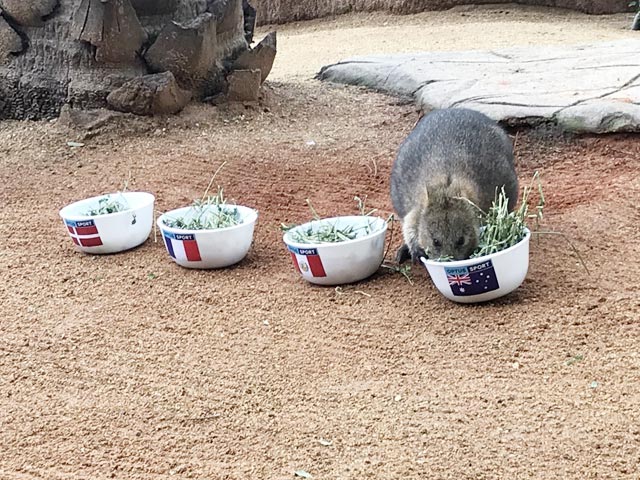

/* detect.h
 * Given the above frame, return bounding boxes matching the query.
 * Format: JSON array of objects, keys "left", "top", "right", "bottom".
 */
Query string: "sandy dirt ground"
[{"left": 2, "top": 6, "right": 640, "bottom": 480}]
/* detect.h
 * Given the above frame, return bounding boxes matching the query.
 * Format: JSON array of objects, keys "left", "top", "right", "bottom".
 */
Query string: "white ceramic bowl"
[
  {"left": 59, "top": 192, "right": 155, "bottom": 254},
  {"left": 283, "top": 215, "right": 388, "bottom": 286},
  {"left": 420, "top": 229, "right": 531, "bottom": 303},
  {"left": 157, "top": 204, "right": 258, "bottom": 269}
]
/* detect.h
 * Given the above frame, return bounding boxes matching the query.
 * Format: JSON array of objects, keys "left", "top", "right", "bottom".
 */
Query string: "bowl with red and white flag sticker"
[
  {"left": 157, "top": 203, "right": 258, "bottom": 269},
  {"left": 283, "top": 215, "right": 388, "bottom": 286},
  {"left": 59, "top": 192, "right": 155, "bottom": 254}
]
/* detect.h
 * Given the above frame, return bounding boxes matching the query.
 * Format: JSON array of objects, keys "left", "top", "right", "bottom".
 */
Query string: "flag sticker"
[
  {"left": 445, "top": 260, "right": 499, "bottom": 296},
  {"left": 65, "top": 219, "right": 103, "bottom": 247},
  {"left": 163, "top": 231, "right": 202, "bottom": 262},
  {"left": 288, "top": 246, "right": 326, "bottom": 278}
]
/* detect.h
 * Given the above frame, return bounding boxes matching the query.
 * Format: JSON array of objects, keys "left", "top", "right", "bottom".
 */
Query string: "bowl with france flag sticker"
[
  {"left": 157, "top": 203, "right": 258, "bottom": 269},
  {"left": 419, "top": 228, "right": 531, "bottom": 303},
  {"left": 59, "top": 191, "right": 155, "bottom": 254},
  {"left": 283, "top": 215, "right": 388, "bottom": 286}
]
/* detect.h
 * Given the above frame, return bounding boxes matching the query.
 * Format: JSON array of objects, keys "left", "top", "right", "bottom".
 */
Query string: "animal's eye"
[
  {"left": 456, "top": 236, "right": 465, "bottom": 247},
  {"left": 433, "top": 239, "right": 442, "bottom": 248}
]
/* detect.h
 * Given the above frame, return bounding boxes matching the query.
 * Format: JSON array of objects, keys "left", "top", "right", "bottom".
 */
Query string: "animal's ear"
[
  {"left": 425, "top": 183, "right": 450, "bottom": 208},
  {"left": 447, "top": 178, "right": 477, "bottom": 202},
  {"left": 423, "top": 187, "right": 430, "bottom": 207}
]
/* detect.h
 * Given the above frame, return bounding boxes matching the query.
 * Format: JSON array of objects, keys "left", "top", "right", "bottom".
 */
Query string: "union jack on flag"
[
  {"left": 447, "top": 273, "right": 472, "bottom": 286},
  {"left": 65, "top": 219, "right": 103, "bottom": 247}
]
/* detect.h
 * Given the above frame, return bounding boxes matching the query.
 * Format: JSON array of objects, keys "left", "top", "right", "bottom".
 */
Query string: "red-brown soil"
[{"left": 1, "top": 14, "right": 640, "bottom": 479}]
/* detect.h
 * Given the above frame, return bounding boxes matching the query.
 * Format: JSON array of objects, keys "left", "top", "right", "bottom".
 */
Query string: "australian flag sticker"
[{"left": 445, "top": 260, "right": 499, "bottom": 296}]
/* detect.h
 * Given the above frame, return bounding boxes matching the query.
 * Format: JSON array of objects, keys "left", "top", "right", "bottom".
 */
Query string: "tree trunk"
[
  {"left": 0, "top": 0, "right": 255, "bottom": 119},
  {"left": 632, "top": 11, "right": 640, "bottom": 30}
]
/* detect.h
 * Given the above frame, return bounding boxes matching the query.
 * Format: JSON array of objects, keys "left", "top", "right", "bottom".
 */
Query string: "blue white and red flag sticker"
[
  {"left": 445, "top": 260, "right": 499, "bottom": 296},
  {"left": 65, "top": 219, "right": 103, "bottom": 247},
  {"left": 288, "top": 246, "right": 326, "bottom": 278},
  {"left": 163, "top": 231, "right": 202, "bottom": 262}
]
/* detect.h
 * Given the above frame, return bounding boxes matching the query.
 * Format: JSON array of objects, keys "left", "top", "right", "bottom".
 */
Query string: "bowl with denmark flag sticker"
[
  {"left": 283, "top": 215, "right": 388, "bottom": 286},
  {"left": 59, "top": 192, "right": 155, "bottom": 254},
  {"left": 157, "top": 204, "right": 258, "bottom": 269}
]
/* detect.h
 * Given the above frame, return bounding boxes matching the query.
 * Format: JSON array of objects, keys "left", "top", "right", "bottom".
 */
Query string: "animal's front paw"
[
  {"left": 395, "top": 244, "right": 412, "bottom": 264},
  {"left": 410, "top": 246, "right": 428, "bottom": 264},
  {"left": 397, "top": 243, "right": 427, "bottom": 264}
]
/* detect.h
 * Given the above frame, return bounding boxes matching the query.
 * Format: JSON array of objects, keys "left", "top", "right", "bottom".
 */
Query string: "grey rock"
[
  {"left": 318, "top": 39, "right": 640, "bottom": 133},
  {"left": 0, "top": 15, "right": 22, "bottom": 61},
  {"left": 211, "top": 0, "right": 242, "bottom": 35},
  {"left": 106, "top": 71, "right": 192, "bottom": 115},
  {"left": 58, "top": 104, "right": 124, "bottom": 130},
  {"left": 144, "top": 12, "right": 218, "bottom": 89},
  {"left": 233, "top": 31, "right": 276, "bottom": 84},
  {"left": 0, "top": 0, "right": 58, "bottom": 26},
  {"left": 243, "top": 0, "right": 256, "bottom": 43},
  {"left": 248, "top": 0, "right": 630, "bottom": 25},
  {"left": 130, "top": 0, "right": 177, "bottom": 16},
  {"left": 227, "top": 68, "right": 260, "bottom": 101},
  {"left": 556, "top": 102, "right": 640, "bottom": 133},
  {"left": 71, "top": 0, "right": 147, "bottom": 64},
  {"left": 0, "top": 0, "right": 249, "bottom": 120}
]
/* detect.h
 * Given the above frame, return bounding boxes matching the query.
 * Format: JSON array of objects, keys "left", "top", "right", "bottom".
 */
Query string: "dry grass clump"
[
  {"left": 283, "top": 196, "right": 383, "bottom": 244},
  {"left": 84, "top": 194, "right": 129, "bottom": 216},
  {"left": 162, "top": 186, "right": 241, "bottom": 230},
  {"left": 471, "top": 172, "right": 544, "bottom": 258}
]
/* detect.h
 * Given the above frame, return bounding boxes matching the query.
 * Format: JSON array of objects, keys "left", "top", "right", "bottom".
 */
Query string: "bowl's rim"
[
  {"left": 283, "top": 215, "right": 388, "bottom": 250},
  {"left": 420, "top": 227, "right": 531, "bottom": 268},
  {"left": 59, "top": 191, "right": 155, "bottom": 220},
  {"left": 157, "top": 203, "right": 258, "bottom": 234}
]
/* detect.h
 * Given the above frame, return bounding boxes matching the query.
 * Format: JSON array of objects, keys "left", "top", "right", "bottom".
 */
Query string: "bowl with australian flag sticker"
[
  {"left": 420, "top": 228, "right": 531, "bottom": 303},
  {"left": 59, "top": 192, "right": 155, "bottom": 254}
]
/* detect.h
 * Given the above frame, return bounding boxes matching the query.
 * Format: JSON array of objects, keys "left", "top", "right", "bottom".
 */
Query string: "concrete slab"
[{"left": 317, "top": 40, "right": 640, "bottom": 133}]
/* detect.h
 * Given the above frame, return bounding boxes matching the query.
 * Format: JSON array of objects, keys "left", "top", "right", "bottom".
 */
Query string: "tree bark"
[{"left": 0, "top": 0, "right": 252, "bottom": 119}]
